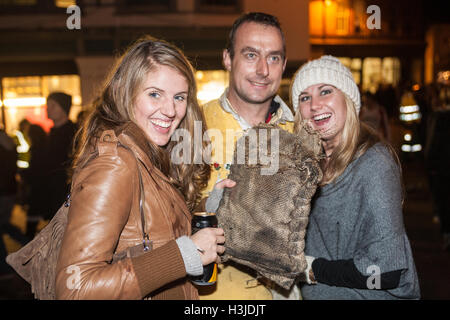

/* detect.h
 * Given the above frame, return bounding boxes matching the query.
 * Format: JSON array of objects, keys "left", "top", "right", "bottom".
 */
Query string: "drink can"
[{"left": 191, "top": 212, "right": 218, "bottom": 286}]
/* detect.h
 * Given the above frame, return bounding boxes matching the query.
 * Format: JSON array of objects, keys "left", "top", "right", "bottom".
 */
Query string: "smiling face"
[
  {"left": 223, "top": 21, "right": 286, "bottom": 106},
  {"left": 298, "top": 84, "right": 347, "bottom": 148},
  {"left": 134, "top": 64, "right": 188, "bottom": 147}
]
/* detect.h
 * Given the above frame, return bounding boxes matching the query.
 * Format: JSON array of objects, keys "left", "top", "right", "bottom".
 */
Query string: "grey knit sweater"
[{"left": 301, "top": 143, "right": 420, "bottom": 299}]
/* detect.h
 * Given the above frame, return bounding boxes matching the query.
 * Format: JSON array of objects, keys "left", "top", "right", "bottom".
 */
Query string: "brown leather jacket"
[{"left": 55, "top": 122, "right": 198, "bottom": 299}]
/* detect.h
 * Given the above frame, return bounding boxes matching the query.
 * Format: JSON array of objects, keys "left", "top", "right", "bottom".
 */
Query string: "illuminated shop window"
[
  {"left": 335, "top": 0, "right": 351, "bottom": 35},
  {"left": 0, "top": 75, "right": 81, "bottom": 135},
  {"left": 0, "top": 0, "right": 81, "bottom": 14},
  {"left": 362, "top": 57, "right": 400, "bottom": 93},
  {"left": 309, "top": 0, "right": 351, "bottom": 36},
  {"left": 382, "top": 58, "right": 401, "bottom": 87},
  {"left": 338, "top": 57, "right": 400, "bottom": 92},
  {"left": 338, "top": 57, "right": 362, "bottom": 85},
  {"left": 0, "top": 0, "right": 70, "bottom": 11},
  {"left": 362, "top": 58, "right": 382, "bottom": 93},
  {"left": 196, "top": 70, "right": 229, "bottom": 105},
  {"left": 309, "top": 0, "right": 325, "bottom": 36},
  {"left": 54, "top": 0, "right": 76, "bottom": 8},
  {"left": 350, "top": 58, "right": 362, "bottom": 85}
]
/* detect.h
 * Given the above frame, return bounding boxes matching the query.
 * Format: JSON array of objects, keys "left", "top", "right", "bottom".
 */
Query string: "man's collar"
[{"left": 219, "top": 88, "right": 294, "bottom": 130}]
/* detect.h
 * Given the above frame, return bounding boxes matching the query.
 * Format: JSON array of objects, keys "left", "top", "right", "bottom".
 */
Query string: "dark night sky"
[{"left": 423, "top": 0, "right": 450, "bottom": 26}]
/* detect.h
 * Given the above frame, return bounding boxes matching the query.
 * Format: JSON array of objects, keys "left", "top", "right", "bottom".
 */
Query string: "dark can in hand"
[{"left": 191, "top": 212, "right": 218, "bottom": 286}]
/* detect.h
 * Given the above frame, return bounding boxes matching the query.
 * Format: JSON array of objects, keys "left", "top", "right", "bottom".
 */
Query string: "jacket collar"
[
  {"left": 115, "top": 122, "right": 172, "bottom": 184},
  {"left": 115, "top": 122, "right": 191, "bottom": 218}
]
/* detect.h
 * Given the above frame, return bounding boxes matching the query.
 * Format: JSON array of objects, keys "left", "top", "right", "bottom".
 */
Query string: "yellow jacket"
[{"left": 201, "top": 90, "right": 295, "bottom": 197}]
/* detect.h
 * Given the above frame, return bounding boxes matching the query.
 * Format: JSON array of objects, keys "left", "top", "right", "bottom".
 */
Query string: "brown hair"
[
  {"left": 226, "top": 12, "right": 286, "bottom": 60},
  {"left": 73, "top": 36, "right": 210, "bottom": 211}
]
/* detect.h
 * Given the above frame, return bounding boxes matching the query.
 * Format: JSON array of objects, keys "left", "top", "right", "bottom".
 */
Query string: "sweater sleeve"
[
  {"left": 175, "top": 236, "right": 204, "bottom": 276},
  {"left": 131, "top": 240, "right": 188, "bottom": 297},
  {"left": 353, "top": 147, "right": 409, "bottom": 277}
]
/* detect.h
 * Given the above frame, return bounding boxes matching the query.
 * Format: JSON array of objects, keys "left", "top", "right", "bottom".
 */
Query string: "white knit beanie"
[{"left": 291, "top": 55, "right": 361, "bottom": 115}]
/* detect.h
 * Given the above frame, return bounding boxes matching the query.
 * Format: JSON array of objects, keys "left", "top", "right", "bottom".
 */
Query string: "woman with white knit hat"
[{"left": 291, "top": 55, "right": 420, "bottom": 299}]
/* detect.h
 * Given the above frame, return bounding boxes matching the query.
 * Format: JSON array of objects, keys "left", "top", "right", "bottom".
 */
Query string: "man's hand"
[
  {"left": 214, "top": 178, "right": 236, "bottom": 190},
  {"left": 205, "top": 179, "right": 236, "bottom": 213}
]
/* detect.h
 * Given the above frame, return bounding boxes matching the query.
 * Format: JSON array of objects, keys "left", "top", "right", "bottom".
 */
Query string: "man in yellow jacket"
[{"left": 199, "top": 12, "right": 298, "bottom": 300}]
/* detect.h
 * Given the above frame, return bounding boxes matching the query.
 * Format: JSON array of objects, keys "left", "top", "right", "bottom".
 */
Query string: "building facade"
[{"left": 0, "top": 0, "right": 310, "bottom": 133}]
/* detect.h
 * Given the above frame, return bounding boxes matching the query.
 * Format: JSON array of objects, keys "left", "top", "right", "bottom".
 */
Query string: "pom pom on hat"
[{"left": 291, "top": 55, "right": 361, "bottom": 114}]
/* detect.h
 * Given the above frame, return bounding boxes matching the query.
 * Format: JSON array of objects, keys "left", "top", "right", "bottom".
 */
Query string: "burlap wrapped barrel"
[{"left": 216, "top": 122, "right": 323, "bottom": 289}]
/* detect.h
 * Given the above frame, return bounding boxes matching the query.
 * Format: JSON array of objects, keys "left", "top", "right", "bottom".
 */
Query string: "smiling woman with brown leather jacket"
[{"left": 54, "top": 37, "right": 225, "bottom": 300}]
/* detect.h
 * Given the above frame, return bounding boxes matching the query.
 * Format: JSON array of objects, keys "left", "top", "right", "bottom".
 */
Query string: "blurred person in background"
[
  {"left": 359, "top": 91, "right": 391, "bottom": 143},
  {"left": 22, "top": 124, "right": 49, "bottom": 239},
  {"left": 0, "top": 127, "right": 28, "bottom": 274},
  {"left": 45, "top": 92, "right": 77, "bottom": 220},
  {"left": 425, "top": 106, "right": 450, "bottom": 251}
]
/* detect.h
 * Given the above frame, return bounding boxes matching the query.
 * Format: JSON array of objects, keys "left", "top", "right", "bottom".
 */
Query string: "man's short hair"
[{"left": 226, "top": 12, "right": 286, "bottom": 60}]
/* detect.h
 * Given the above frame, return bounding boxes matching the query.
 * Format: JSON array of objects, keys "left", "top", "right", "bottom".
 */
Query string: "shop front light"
[
  {"left": 3, "top": 97, "right": 46, "bottom": 108},
  {"left": 412, "top": 144, "right": 422, "bottom": 152},
  {"left": 401, "top": 144, "right": 422, "bottom": 152},
  {"left": 400, "top": 112, "right": 422, "bottom": 121},
  {"left": 400, "top": 105, "right": 419, "bottom": 113},
  {"left": 399, "top": 104, "right": 422, "bottom": 122}
]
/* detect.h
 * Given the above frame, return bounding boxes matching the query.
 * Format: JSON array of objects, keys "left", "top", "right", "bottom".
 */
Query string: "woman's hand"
[{"left": 191, "top": 227, "right": 225, "bottom": 265}]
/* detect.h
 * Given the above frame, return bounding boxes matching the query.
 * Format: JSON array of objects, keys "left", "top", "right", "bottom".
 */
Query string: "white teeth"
[
  {"left": 313, "top": 114, "right": 331, "bottom": 121},
  {"left": 251, "top": 81, "right": 269, "bottom": 86},
  {"left": 150, "top": 119, "right": 171, "bottom": 128}
]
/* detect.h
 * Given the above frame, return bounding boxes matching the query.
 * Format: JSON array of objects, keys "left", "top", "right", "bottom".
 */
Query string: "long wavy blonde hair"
[
  {"left": 72, "top": 36, "right": 210, "bottom": 211},
  {"left": 295, "top": 93, "right": 400, "bottom": 186}
]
